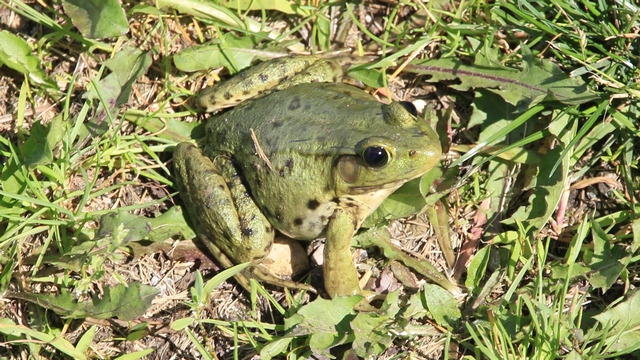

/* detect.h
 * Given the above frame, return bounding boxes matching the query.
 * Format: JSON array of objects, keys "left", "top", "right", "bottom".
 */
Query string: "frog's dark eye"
[
  {"left": 398, "top": 101, "right": 417, "bottom": 116},
  {"left": 362, "top": 146, "right": 390, "bottom": 168}
]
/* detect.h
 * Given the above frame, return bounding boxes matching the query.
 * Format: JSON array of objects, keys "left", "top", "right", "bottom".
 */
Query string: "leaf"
[
  {"left": 174, "top": 33, "right": 258, "bottom": 73},
  {"left": 22, "top": 115, "right": 67, "bottom": 169},
  {"left": 223, "top": 0, "right": 299, "bottom": 14},
  {"left": 9, "top": 282, "right": 159, "bottom": 320},
  {"left": 85, "top": 46, "right": 152, "bottom": 135},
  {"left": 421, "top": 284, "right": 462, "bottom": 330},
  {"left": 96, "top": 206, "right": 195, "bottom": 245},
  {"left": 363, "top": 178, "right": 426, "bottom": 228},
  {"left": 0, "top": 30, "right": 57, "bottom": 88},
  {"left": 62, "top": 0, "right": 129, "bottom": 39},
  {"left": 131, "top": 114, "right": 203, "bottom": 143},
  {"left": 351, "top": 291, "right": 400, "bottom": 357},
  {"left": 406, "top": 45, "right": 596, "bottom": 107},
  {"left": 592, "top": 290, "right": 640, "bottom": 354},
  {"left": 284, "top": 296, "right": 360, "bottom": 353}
]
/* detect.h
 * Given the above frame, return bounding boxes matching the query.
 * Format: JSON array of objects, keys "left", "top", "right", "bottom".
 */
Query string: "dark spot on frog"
[
  {"left": 294, "top": 217, "right": 303, "bottom": 226},
  {"left": 272, "top": 120, "right": 283, "bottom": 128},
  {"left": 332, "top": 93, "right": 342, "bottom": 100},
  {"left": 279, "top": 169, "right": 286, "bottom": 177},
  {"left": 288, "top": 97, "right": 301, "bottom": 111},
  {"left": 320, "top": 215, "right": 327, "bottom": 223},
  {"left": 226, "top": 181, "right": 234, "bottom": 189},
  {"left": 242, "top": 90, "right": 251, "bottom": 95},
  {"left": 331, "top": 197, "right": 340, "bottom": 204},
  {"left": 218, "top": 185, "right": 225, "bottom": 190},
  {"left": 223, "top": 91, "right": 232, "bottom": 100},
  {"left": 259, "top": 73, "right": 269, "bottom": 82},
  {"left": 275, "top": 211, "right": 283, "bottom": 221},
  {"left": 265, "top": 225, "right": 273, "bottom": 234},
  {"left": 285, "top": 158, "right": 294, "bottom": 169},
  {"left": 307, "top": 199, "right": 320, "bottom": 210},
  {"left": 241, "top": 227, "right": 254, "bottom": 236}
]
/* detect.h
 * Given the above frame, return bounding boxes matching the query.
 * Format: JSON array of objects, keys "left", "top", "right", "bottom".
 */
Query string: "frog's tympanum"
[{"left": 174, "top": 56, "right": 442, "bottom": 303}]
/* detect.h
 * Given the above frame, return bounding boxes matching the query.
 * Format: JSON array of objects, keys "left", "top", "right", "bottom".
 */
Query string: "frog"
[{"left": 173, "top": 55, "right": 442, "bottom": 301}]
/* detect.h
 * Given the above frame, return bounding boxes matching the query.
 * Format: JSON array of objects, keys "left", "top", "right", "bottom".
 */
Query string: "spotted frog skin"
[{"left": 173, "top": 56, "right": 442, "bottom": 300}]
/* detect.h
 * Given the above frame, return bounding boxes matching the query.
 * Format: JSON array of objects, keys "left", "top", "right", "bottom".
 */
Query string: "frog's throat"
[{"left": 346, "top": 178, "right": 411, "bottom": 195}]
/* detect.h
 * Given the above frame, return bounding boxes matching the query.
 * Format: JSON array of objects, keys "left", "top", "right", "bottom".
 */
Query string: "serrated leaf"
[
  {"left": 0, "top": 30, "right": 57, "bottom": 88},
  {"left": 407, "top": 46, "right": 596, "bottom": 107},
  {"left": 62, "top": 0, "right": 129, "bottom": 39},
  {"left": 9, "top": 283, "right": 158, "bottom": 320},
  {"left": 96, "top": 206, "right": 195, "bottom": 245}
]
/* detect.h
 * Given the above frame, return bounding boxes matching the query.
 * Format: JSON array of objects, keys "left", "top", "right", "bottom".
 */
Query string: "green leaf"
[
  {"left": 406, "top": 45, "right": 596, "bottom": 107},
  {"left": 9, "top": 282, "right": 158, "bottom": 320},
  {"left": 22, "top": 115, "right": 67, "bottom": 169},
  {"left": 95, "top": 206, "right": 195, "bottom": 244},
  {"left": 0, "top": 30, "right": 57, "bottom": 88},
  {"left": 62, "top": 0, "right": 129, "bottom": 39},
  {"left": 363, "top": 178, "right": 426, "bottom": 227},
  {"left": 421, "top": 284, "right": 462, "bottom": 330},
  {"left": 592, "top": 290, "right": 640, "bottom": 354},
  {"left": 284, "top": 296, "right": 360, "bottom": 353},
  {"left": 85, "top": 46, "right": 152, "bottom": 135},
  {"left": 174, "top": 33, "right": 258, "bottom": 73}
]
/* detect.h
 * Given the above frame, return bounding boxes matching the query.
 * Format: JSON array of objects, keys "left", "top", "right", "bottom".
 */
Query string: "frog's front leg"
[
  {"left": 173, "top": 143, "right": 313, "bottom": 292},
  {"left": 323, "top": 208, "right": 362, "bottom": 298}
]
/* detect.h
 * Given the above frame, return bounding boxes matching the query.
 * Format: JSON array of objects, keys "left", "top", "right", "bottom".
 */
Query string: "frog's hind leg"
[{"left": 173, "top": 143, "right": 314, "bottom": 293}]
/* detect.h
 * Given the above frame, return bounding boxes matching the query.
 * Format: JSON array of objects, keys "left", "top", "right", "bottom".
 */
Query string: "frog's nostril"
[{"left": 409, "top": 150, "right": 417, "bottom": 156}]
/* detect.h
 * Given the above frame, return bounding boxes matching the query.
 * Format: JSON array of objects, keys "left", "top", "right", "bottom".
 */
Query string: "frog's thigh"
[{"left": 173, "top": 143, "right": 274, "bottom": 265}]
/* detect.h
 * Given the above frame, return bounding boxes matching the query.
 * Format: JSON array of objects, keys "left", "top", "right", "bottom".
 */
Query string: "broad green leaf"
[
  {"left": 9, "top": 282, "right": 159, "bottom": 320},
  {"left": 406, "top": 46, "right": 596, "bottom": 107},
  {"left": 96, "top": 206, "right": 195, "bottom": 244},
  {"left": 22, "top": 115, "right": 67, "bottom": 169},
  {"left": 593, "top": 290, "right": 640, "bottom": 354},
  {"left": 62, "top": 0, "right": 129, "bottom": 39},
  {"left": 174, "top": 33, "right": 257, "bottom": 73},
  {"left": 260, "top": 337, "right": 293, "bottom": 360},
  {"left": 85, "top": 46, "right": 152, "bottom": 134},
  {"left": 0, "top": 30, "right": 57, "bottom": 88},
  {"left": 421, "top": 284, "right": 462, "bottom": 330},
  {"left": 130, "top": 114, "right": 202, "bottom": 143},
  {"left": 363, "top": 178, "right": 426, "bottom": 228}
]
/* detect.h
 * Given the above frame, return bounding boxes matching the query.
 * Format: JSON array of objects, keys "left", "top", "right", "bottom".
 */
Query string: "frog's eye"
[
  {"left": 362, "top": 146, "right": 390, "bottom": 168},
  {"left": 398, "top": 101, "right": 417, "bottom": 117}
]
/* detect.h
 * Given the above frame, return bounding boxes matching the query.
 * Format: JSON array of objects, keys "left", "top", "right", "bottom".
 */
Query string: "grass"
[{"left": 1, "top": 0, "right": 639, "bottom": 358}]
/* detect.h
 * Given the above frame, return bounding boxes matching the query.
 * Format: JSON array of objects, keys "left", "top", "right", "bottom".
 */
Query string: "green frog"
[{"left": 173, "top": 55, "right": 442, "bottom": 301}]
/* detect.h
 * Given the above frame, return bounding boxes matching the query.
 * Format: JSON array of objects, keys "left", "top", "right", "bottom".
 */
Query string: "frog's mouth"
[{"left": 347, "top": 178, "right": 410, "bottom": 194}]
